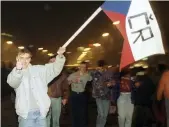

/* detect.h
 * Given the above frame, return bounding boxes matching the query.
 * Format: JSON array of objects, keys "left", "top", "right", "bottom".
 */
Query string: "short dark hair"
[
  {"left": 158, "top": 64, "right": 168, "bottom": 73},
  {"left": 80, "top": 61, "right": 87, "bottom": 65},
  {"left": 18, "top": 48, "right": 32, "bottom": 57},
  {"left": 97, "top": 60, "right": 106, "bottom": 67},
  {"left": 80, "top": 61, "right": 88, "bottom": 68},
  {"left": 120, "top": 69, "right": 130, "bottom": 77}
]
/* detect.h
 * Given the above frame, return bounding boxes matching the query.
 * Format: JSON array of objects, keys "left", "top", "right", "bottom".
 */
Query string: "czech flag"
[{"left": 101, "top": 0, "right": 165, "bottom": 70}]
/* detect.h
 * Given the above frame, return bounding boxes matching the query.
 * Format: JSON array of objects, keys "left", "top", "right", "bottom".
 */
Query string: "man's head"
[
  {"left": 79, "top": 61, "right": 88, "bottom": 73},
  {"left": 97, "top": 59, "right": 106, "bottom": 69},
  {"left": 49, "top": 55, "right": 56, "bottom": 63},
  {"left": 157, "top": 64, "right": 168, "bottom": 73},
  {"left": 16, "top": 48, "right": 32, "bottom": 69},
  {"left": 121, "top": 69, "right": 131, "bottom": 77}
]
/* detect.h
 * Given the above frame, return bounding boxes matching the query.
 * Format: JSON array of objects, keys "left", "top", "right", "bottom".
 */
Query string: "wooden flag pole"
[{"left": 62, "top": 7, "right": 102, "bottom": 48}]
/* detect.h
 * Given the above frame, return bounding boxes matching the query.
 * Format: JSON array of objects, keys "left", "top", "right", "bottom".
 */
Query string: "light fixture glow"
[
  {"left": 42, "top": 50, "right": 48, "bottom": 53},
  {"left": 143, "top": 65, "right": 148, "bottom": 69},
  {"left": 38, "top": 48, "right": 43, "bottom": 50},
  {"left": 84, "top": 48, "right": 91, "bottom": 51},
  {"left": 18, "top": 46, "right": 24, "bottom": 49},
  {"left": 113, "top": 20, "right": 120, "bottom": 25},
  {"left": 102, "top": 33, "right": 109, "bottom": 37},
  {"left": 48, "top": 53, "right": 54, "bottom": 56},
  {"left": 6, "top": 41, "right": 13, "bottom": 44},
  {"left": 77, "top": 53, "right": 86, "bottom": 61},
  {"left": 82, "top": 52, "right": 87, "bottom": 54},
  {"left": 1, "top": 33, "right": 13, "bottom": 37},
  {"left": 93, "top": 43, "right": 101, "bottom": 47},
  {"left": 134, "top": 63, "right": 142, "bottom": 67}
]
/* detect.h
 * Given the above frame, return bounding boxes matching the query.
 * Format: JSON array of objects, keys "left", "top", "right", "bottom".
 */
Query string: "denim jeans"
[
  {"left": 47, "top": 97, "right": 61, "bottom": 127},
  {"left": 117, "top": 93, "right": 134, "bottom": 127},
  {"left": 18, "top": 110, "right": 47, "bottom": 127},
  {"left": 96, "top": 98, "right": 110, "bottom": 127},
  {"left": 166, "top": 99, "right": 169, "bottom": 127}
]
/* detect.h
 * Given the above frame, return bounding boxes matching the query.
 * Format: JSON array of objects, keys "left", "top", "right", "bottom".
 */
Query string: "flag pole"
[{"left": 62, "top": 7, "right": 102, "bottom": 48}]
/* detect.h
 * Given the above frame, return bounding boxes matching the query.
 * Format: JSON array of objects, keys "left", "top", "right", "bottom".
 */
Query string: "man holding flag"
[{"left": 7, "top": 47, "right": 66, "bottom": 127}]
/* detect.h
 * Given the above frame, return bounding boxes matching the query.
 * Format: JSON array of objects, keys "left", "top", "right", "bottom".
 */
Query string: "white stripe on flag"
[{"left": 126, "top": 0, "right": 165, "bottom": 61}]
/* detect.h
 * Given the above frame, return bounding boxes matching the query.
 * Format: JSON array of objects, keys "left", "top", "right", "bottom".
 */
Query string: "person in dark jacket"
[
  {"left": 132, "top": 71, "right": 155, "bottom": 127},
  {"left": 47, "top": 55, "right": 69, "bottom": 127}
]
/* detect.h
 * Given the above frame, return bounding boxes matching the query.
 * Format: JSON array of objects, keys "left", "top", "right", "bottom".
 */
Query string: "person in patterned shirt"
[{"left": 91, "top": 60, "right": 115, "bottom": 127}]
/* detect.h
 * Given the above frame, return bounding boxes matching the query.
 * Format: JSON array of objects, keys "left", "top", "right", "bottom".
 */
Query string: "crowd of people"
[{"left": 1, "top": 47, "right": 169, "bottom": 127}]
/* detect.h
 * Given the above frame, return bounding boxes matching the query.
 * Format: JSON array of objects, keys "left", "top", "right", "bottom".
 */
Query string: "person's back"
[
  {"left": 132, "top": 73, "right": 155, "bottom": 127},
  {"left": 157, "top": 70, "right": 169, "bottom": 127},
  {"left": 157, "top": 70, "right": 169, "bottom": 100},
  {"left": 162, "top": 71, "right": 169, "bottom": 99},
  {"left": 134, "top": 74, "right": 155, "bottom": 106}
]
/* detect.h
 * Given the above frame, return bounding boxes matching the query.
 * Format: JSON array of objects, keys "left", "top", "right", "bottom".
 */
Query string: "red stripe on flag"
[{"left": 103, "top": 10, "right": 135, "bottom": 70}]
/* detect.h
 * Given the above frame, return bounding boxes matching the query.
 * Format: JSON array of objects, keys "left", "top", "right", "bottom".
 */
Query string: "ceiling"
[{"left": 1, "top": 1, "right": 169, "bottom": 66}]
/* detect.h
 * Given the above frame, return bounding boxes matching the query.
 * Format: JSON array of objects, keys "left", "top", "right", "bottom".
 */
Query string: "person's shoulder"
[
  {"left": 164, "top": 70, "right": 169, "bottom": 74},
  {"left": 32, "top": 64, "right": 43, "bottom": 68},
  {"left": 162, "top": 70, "right": 169, "bottom": 77},
  {"left": 31, "top": 65, "right": 45, "bottom": 71},
  {"left": 69, "top": 71, "right": 77, "bottom": 76}
]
